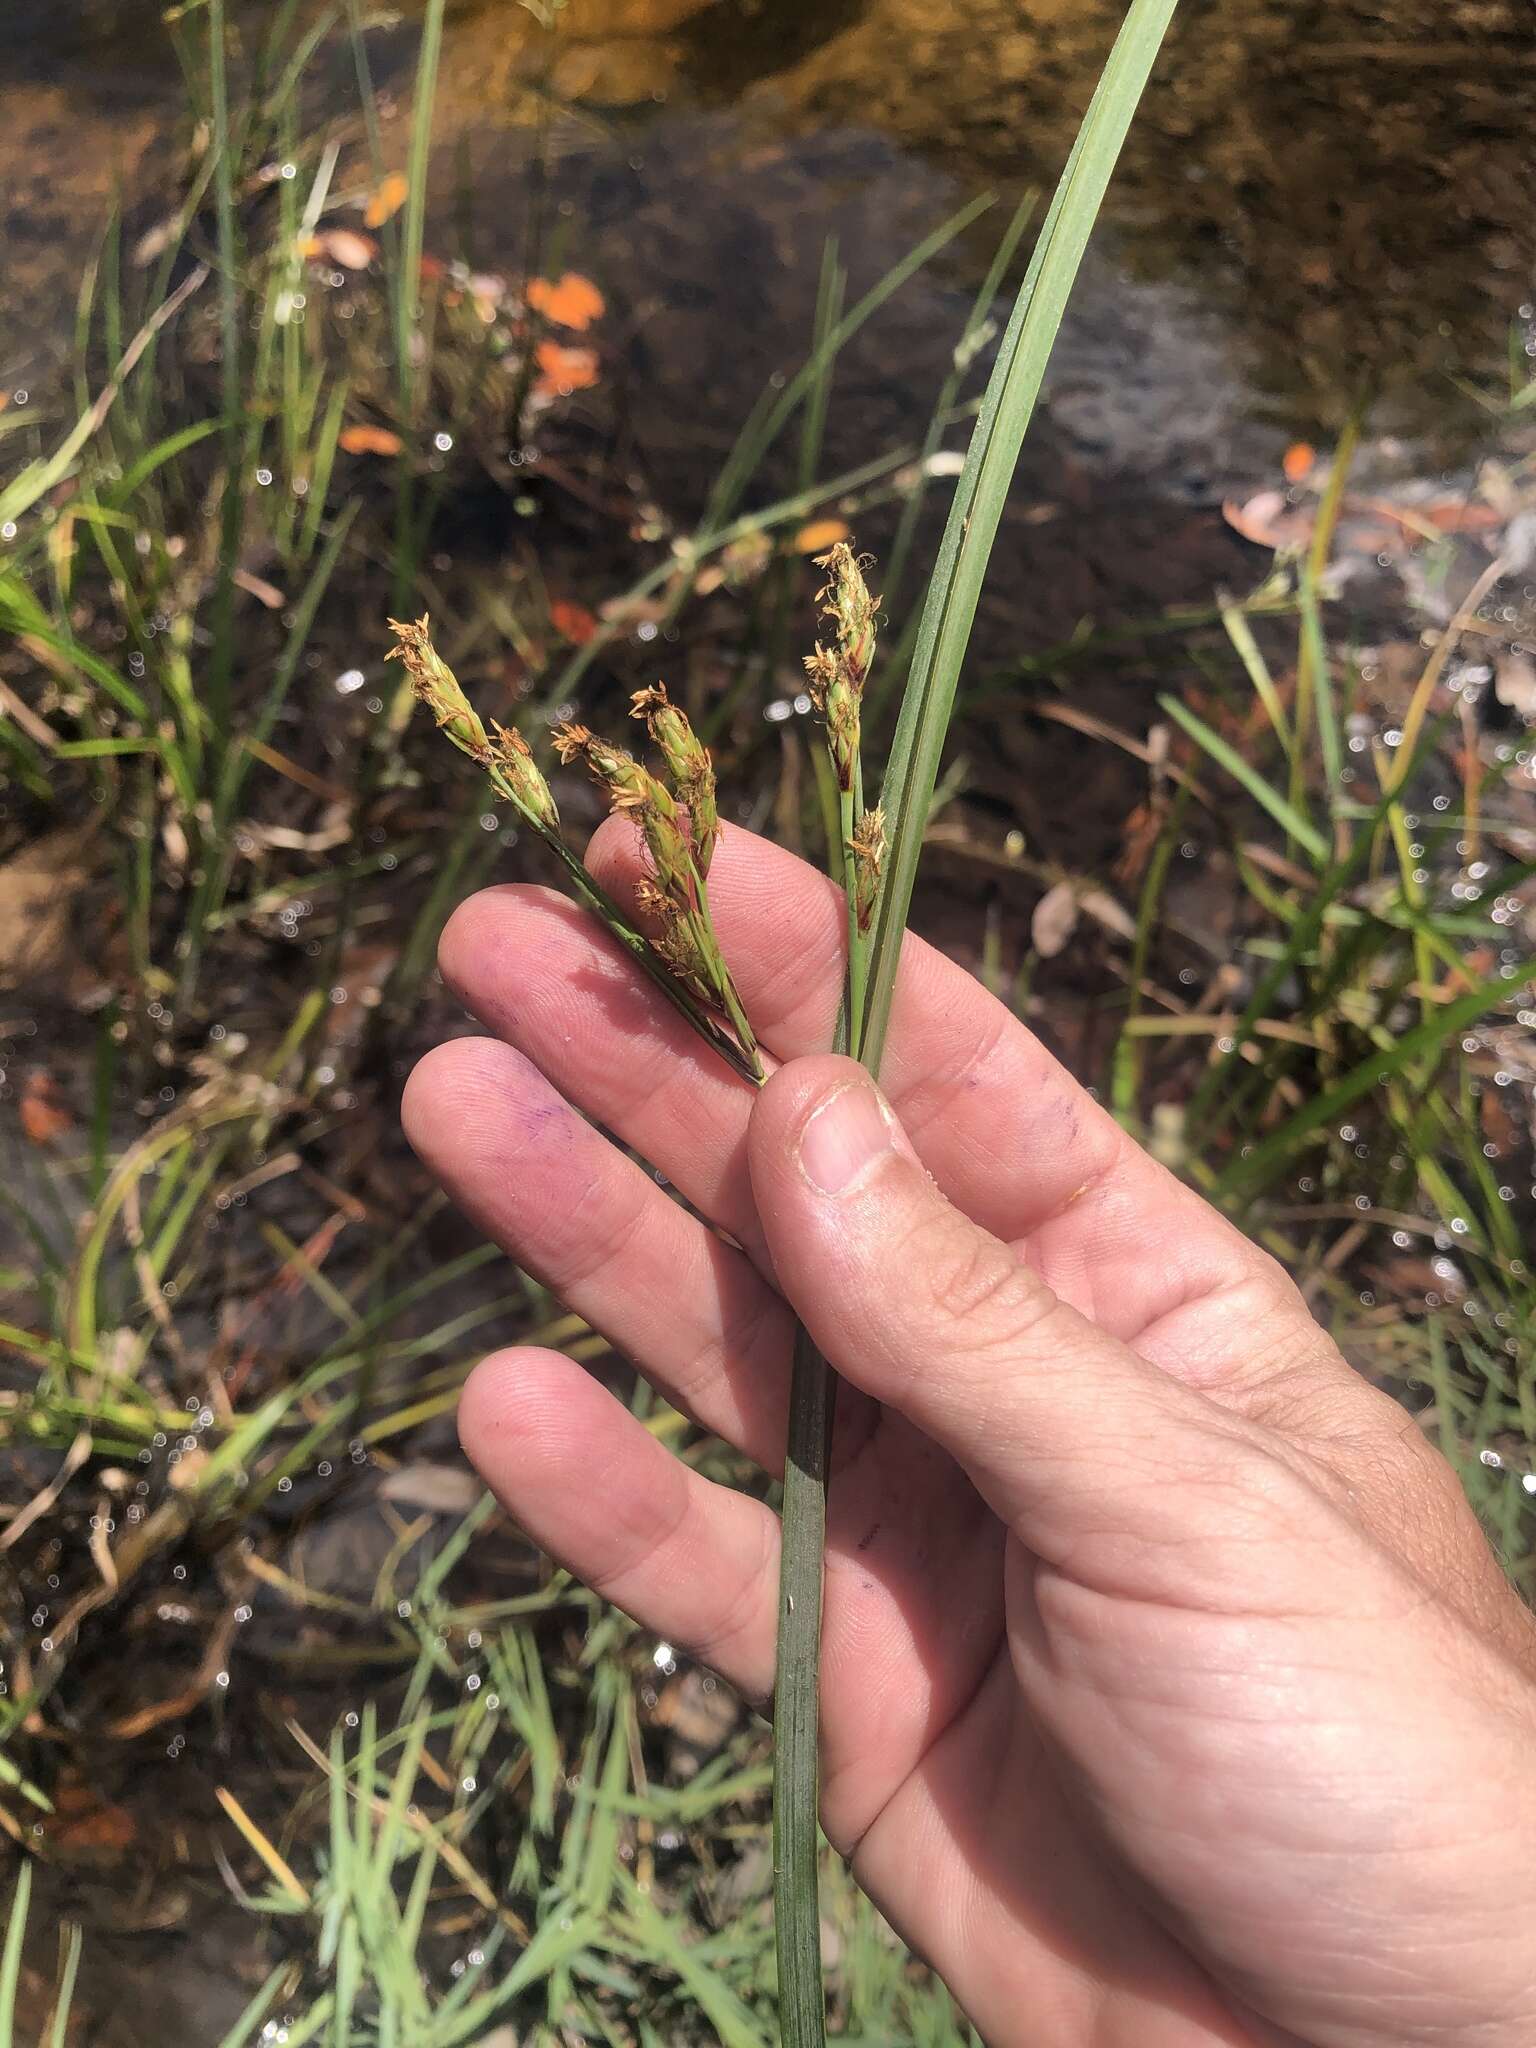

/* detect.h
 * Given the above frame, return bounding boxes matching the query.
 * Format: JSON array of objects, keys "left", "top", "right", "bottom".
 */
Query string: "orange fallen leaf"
[
  {"left": 526, "top": 271, "right": 605, "bottom": 331},
  {"left": 363, "top": 172, "right": 409, "bottom": 228},
  {"left": 339, "top": 424, "right": 404, "bottom": 456},
  {"left": 20, "top": 1069, "right": 72, "bottom": 1144},
  {"left": 549, "top": 598, "right": 599, "bottom": 645},
  {"left": 45, "top": 1777, "right": 138, "bottom": 1860},
  {"left": 792, "top": 517, "right": 851, "bottom": 555},
  {"left": 533, "top": 340, "right": 600, "bottom": 396},
  {"left": 302, "top": 227, "right": 378, "bottom": 271},
  {"left": 1282, "top": 441, "right": 1315, "bottom": 483}
]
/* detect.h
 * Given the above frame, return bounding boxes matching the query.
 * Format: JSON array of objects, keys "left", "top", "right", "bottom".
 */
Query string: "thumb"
[{"left": 749, "top": 1056, "right": 1283, "bottom": 1595}]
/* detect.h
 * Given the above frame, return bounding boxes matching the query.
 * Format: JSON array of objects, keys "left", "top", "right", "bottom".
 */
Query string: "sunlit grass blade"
[
  {"left": 878, "top": 193, "right": 1036, "bottom": 659},
  {"left": 1158, "top": 693, "right": 1328, "bottom": 862},
  {"left": 0, "top": 1862, "right": 29, "bottom": 2048},
  {"left": 861, "top": 0, "right": 1181, "bottom": 1072}
]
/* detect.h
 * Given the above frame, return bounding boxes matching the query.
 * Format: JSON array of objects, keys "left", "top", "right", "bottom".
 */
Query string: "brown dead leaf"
[
  {"left": 19, "top": 1069, "right": 72, "bottom": 1145},
  {"left": 45, "top": 1775, "right": 138, "bottom": 1863},
  {"left": 792, "top": 517, "right": 851, "bottom": 555},
  {"left": 378, "top": 1464, "right": 483, "bottom": 1515},
  {"left": 339, "top": 423, "right": 404, "bottom": 457},
  {"left": 1078, "top": 886, "right": 1137, "bottom": 944},
  {"left": 533, "top": 340, "right": 600, "bottom": 396},
  {"left": 0, "top": 829, "right": 94, "bottom": 990},
  {"left": 1030, "top": 880, "right": 1079, "bottom": 958},
  {"left": 302, "top": 227, "right": 377, "bottom": 271},
  {"left": 233, "top": 567, "right": 285, "bottom": 609},
  {"left": 526, "top": 271, "right": 605, "bottom": 330},
  {"left": 650, "top": 1669, "right": 740, "bottom": 1751},
  {"left": 363, "top": 172, "right": 409, "bottom": 228}
]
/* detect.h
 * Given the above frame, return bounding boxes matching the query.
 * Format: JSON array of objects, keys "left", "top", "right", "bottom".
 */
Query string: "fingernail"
[{"left": 798, "top": 1079, "right": 895, "bottom": 1195}]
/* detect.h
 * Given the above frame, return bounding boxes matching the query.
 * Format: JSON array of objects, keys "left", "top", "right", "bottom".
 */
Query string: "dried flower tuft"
[
  {"left": 813, "top": 542, "right": 879, "bottom": 686},
  {"left": 488, "top": 721, "right": 560, "bottom": 833},
  {"left": 803, "top": 541, "right": 880, "bottom": 791},
  {"left": 849, "top": 805, "right": 886, "bottom": 934},
  {"left": 552, "top": 720, "right": 695, "bottom": 899}
]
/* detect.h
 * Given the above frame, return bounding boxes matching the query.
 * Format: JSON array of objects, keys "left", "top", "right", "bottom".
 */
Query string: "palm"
[{"left": 406, "top": 821, "right": 1536, "bottom": 2048}]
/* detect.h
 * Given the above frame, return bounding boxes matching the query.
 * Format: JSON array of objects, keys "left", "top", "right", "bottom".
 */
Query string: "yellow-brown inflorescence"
[
  {"left": 388, "top": 616, "right": 559, "bottom": 832},
  {"left": 630, "top": 682, "right": 720, "bottom": 874},
  {"left": 803, "top": 542, "right": 879, "bottom": 792},
  {"left": 849, "top": 804, "right": 886, "bottom": 935},
  {"left": 388, "top": 615, "right": 490, "bottom": 758},
  {"left": 551, "top": 715, "right": 755, "bottom": 1055},
  {"left": 550, "top": 723, "right": 693, "bottom": 899}
]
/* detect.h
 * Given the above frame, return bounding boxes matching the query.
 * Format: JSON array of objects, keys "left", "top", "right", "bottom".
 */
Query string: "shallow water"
[{"left": 4, "top": 0, "right": 1533, "bottom": 472}]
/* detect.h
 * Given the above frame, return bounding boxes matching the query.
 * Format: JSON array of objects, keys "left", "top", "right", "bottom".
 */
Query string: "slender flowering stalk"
[
  {"left": 393, "top": 575, "right": 881, "bottom": 2048},
  {"left": 804, "top": 543, "right": 880, "bottom": 1049},
  {"left": 552, "top": 717, "right": 760, "bottom": 1069},
  {"left": 388, "top": 618, "right": 761, "bottom": 1085},
  {"left": 773, "top": 539, "right": 883, "bottom": 2048}
]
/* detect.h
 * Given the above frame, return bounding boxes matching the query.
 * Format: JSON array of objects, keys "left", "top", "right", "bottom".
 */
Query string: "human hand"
[{"left": 404, "top": 820, "right": 1536, "bottom": 2048}]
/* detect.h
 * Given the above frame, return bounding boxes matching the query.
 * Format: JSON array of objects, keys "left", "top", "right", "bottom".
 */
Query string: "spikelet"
[
  {"left": 389, "top": 617, "right": 559, "bottom": 830},
  {"left": 849, "top": 805, "right": 886, "bottom": 935},
  {"left": 630, "top": 682, "right": 720, "bottom": 874},
  {"left": 803, "top": 542, "right": 879, "bottom": 792},
  {"left": 551, "top": 722, "right": 695, "bottom": 903},
  {"left": 813, "top": 542, "right": 878, "bottom": 686},
  {"left": 388, "top": 615, "right": 491, "bottom": 760}
]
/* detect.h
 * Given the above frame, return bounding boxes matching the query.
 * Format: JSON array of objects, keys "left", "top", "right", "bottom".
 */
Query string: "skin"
[{"left": 403, "top": 818, "right": 1536, "bottom": 2048}]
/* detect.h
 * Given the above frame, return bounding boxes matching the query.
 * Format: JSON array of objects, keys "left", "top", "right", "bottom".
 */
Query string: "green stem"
[
  {"left": 843, "top": 757, "right": 869, "bottom": 1059},
  {"left": 773, "top": 1321, "right": 835, "bottom": 2048},
  {"left": 694, "top": 872, "right": 762, "bottom": 1070},
  {"left": 521, "top": 815, "right": 763, "bottom": 1088},
  {"left": 771, "top": 726, "right": 868, "bottom": 2048}
]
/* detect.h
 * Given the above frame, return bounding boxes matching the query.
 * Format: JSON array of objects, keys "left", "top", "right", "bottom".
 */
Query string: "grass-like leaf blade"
[{"left": 860, "top": 0, "right": 1180, "bottom": 1069}]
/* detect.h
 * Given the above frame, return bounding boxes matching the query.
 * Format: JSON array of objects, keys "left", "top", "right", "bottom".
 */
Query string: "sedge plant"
[{"left": 396, "top": 0, "right": 1182, "bottom": 2036}]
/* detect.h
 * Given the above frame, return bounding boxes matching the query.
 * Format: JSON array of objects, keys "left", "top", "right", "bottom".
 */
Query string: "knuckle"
[{"left": 915, "top": 1211, "right": 1056, "bottom": 1350}]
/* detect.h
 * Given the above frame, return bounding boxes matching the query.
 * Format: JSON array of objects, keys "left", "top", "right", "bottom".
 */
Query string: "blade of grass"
[
  {"left": 45, "top": 1924, "right": 82, "bottom": 2048},
  {"left": 0, "top": 1863, "right": 30, "bottom": 2048},
  {"left": 861, "top": 0, "right": 1181, "bottom": 1074},
  {"left": 207, "top": 0, "right": 242, "bottom": 752},
  {"left": 774, "top": 14, "right": 1180, "bottom": 2047},
  {"left": 1159, "top": 695, "right": 1328, "bottom": 862}
]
